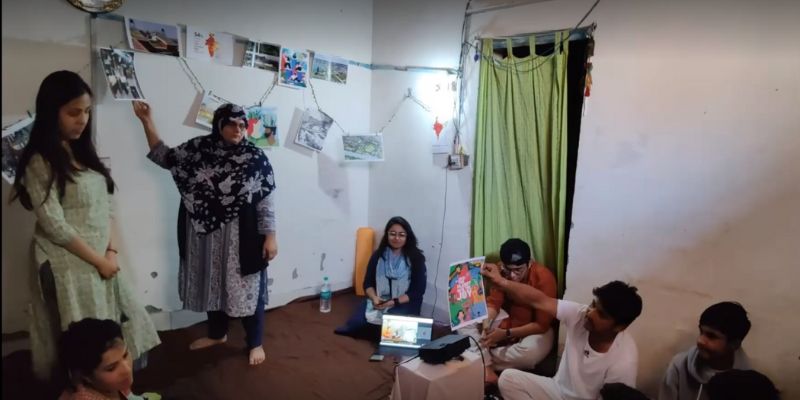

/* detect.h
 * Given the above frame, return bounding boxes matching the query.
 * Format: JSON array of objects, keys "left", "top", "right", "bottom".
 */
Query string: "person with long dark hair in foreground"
[{"left": 12, "top": 71, "right": 159, "bottom": 380}]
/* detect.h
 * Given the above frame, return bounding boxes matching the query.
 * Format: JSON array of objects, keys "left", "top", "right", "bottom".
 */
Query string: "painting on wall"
[
  {"left": 125, "top": 17, "right": 181, "bottom": 57},
  {"left": 342, "top": 134, "right": 384, "bottom": 162},
  {"left": 294, "top": 109, "right": 333, "bottom": 152},
  {"left": 1, "top": 116, "right": 34, "bottom": 184},
  {"left": 278, "top": 47, "right": 309, "bottom": 89},
  {"left": 310, "top": 52, "right": 331, "bottom": 81},
  {"left": 245, "top": 105, "right": 279, "bottom": 148},
  {"left": 187, "top": 26, "right": 235, "bottom": 65},
  {"left": 99, "top": 48, "right": 145, "bottom": 100}
]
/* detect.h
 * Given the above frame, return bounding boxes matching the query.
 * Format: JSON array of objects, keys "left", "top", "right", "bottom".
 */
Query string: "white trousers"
[
  {"left": 498, "top": 369, "right": 565, "bottom": 400},
  {"left": 459, "top": 325, "right": 553, "bottom": 371}
]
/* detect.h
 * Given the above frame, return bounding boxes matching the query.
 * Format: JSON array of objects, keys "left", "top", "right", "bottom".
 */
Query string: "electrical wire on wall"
[{"left": 430, "top": 163, "right": 450, "bottom": 321}]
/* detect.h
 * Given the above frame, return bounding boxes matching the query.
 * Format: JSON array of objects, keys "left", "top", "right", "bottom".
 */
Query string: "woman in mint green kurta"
[{"left": 11, "top": 71, "right": 159, "bottom": 380}]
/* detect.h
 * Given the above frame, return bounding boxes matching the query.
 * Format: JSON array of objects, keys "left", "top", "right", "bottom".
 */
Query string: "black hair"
[
  {"left": 699, "top": 301, "right": 751, "bottom": 343},
  {"left": 600, "top": 383, "right": 650, "bottom": 400},
  {"left": 592, "top": 281, "right": 642, "bottom": 327},
  {"left": 376, "top": 216, "right": 425, "bottom": 266},
  {"left": 707, "top": 369, "right": 779, "bottom": 400},
  {"left": 58, "top": 318, "right": 124, "bottom": 385},
  {"left": 11, "top": 70, "right": 114, "bottom": 210}
]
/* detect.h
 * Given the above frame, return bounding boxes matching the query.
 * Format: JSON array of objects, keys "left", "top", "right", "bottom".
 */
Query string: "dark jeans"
[
  {"left": 207, "top": 270, "right": 266, "bottom": 349},
  {"left": 335, "top": 297, "right": 422, "bottom": 342}
]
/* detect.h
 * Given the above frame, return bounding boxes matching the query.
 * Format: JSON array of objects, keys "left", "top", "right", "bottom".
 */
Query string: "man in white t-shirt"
[{"left": 481, "top": 263, "right": 643, "bottom": 400}]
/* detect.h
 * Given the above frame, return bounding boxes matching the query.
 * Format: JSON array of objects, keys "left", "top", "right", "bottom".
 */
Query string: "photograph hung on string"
[
  {"left": 195, "top": 91, "right": 226, "bottom": 129},
  {"left": 310, "top": 52, "right": 331, "bottom": 81},
  {"left": 125, "top": 17, "right": 181, "bottom": 57},
  {"left": 187, "top": 26, "right": 235, "bottom": 65},
  {"left": 330, "top": 57, "right": 348, "bottom": 84},
  {"left": 279, "top": 47, "right": 309, "bottom": 88},
  {"left": 245, "top": 106, "right": 279, "bottom": 148},
  {"left": 294, "top": 109, "right": 333, "bottom": 152},
  {"left": 99, "top": 48, "right": 145, "bottom": 100},
  {"left": 243, "top": 41, "right": 280, "bottom": 71},
  {"left": 342, "top": 134, "right": 384, "bottom": 162}
]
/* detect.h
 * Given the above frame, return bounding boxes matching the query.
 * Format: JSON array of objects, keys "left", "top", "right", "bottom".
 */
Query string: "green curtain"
[{"left": 472, "top": 32, "right": 569, "bottom": 296}]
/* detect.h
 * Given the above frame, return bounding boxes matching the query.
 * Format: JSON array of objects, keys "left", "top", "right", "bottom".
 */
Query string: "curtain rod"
[
  {"left": 466, "top": 0, "right": 554, "bottom": 16},
  {"left": 481, "top": 24, "right": 595, "bottom": 47}
]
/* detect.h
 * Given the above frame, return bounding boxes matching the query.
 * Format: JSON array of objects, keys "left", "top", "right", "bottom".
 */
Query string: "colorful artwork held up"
[{"left": 448, "top": 257, "right": 489, "bottom": 330}]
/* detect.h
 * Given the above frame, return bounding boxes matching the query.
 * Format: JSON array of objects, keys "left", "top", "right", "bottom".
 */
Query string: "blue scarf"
[
  {"left": 365, "top": 248, "right": 412, "bottom": 325},
  {"left": 375, "top": 247, "right": 411, "bottom": 300}
]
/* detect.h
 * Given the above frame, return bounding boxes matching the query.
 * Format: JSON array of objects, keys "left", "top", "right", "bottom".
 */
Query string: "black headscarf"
[{"left": 166, "top": 104, "right": 275, "bottom": 234}]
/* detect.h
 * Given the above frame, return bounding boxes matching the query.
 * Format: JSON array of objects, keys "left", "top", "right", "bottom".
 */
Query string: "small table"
[{"left": 390, "top": 351, "right": 483, "bottom": 400}]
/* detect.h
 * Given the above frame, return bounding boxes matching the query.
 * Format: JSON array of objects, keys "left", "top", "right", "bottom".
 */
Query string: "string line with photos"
[
  {"left": 169, "top": 52, "right": 443, "bottom": 141},
  {"left": 89, "top": 11, "right": 468, "bottom": 149},
  {"left": 94, "top": 12, "right": 458, "bottom": 75},
  {"left": 5, "top": 0, "right": 597, "bottom": 143}
]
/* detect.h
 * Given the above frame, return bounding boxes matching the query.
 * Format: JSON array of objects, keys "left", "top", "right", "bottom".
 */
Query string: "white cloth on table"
[{"left": 390, "top": 351, "right": 483, "bottom": 400}]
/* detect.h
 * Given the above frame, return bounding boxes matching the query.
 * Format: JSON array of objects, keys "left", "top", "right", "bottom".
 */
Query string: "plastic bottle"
[{"left": 320, "top": 276, "right": 332, "bottom": 313}]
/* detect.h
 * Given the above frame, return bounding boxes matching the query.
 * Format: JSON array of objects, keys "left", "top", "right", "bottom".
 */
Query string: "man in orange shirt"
[{"left": 460, "top": 238, "right": 557, "bottom": 385}]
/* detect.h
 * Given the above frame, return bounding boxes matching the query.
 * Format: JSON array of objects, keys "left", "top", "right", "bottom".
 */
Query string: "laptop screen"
[{"left": 380, "top": 315, "right": 434, "bottom": 349}]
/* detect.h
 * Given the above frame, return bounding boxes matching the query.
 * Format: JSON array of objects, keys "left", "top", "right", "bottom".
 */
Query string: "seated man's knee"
[{"left": 498, "top": 368, "right": 525, "bottom": 390}]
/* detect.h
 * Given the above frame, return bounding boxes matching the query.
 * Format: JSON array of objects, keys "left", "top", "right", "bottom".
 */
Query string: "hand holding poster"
[{"left": 448, "top": 257, "right": 489, "bottom": 330}]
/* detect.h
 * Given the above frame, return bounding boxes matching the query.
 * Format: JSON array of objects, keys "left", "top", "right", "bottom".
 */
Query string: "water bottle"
[{"left": 320, "top": 276, "right": 332, "bottom": 313}]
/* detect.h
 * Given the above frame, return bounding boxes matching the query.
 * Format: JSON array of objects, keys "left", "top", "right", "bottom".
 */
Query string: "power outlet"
[{"left": 448, "top": 154, "right": 469, "bottom": 170}]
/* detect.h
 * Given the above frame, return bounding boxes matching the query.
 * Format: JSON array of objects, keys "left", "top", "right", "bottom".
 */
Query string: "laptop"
[{"left": 374, "top": 314, "right": 434, "bottom": 361}]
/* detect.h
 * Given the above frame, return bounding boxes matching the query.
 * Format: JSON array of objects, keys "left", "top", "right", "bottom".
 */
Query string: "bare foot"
[
  {"left": 248, "top": 346, "right": 266, "bottom": 366},
  {"left": 484, "top": 366, "right": 499, "bottom": 385},
  {"left": 189, "top": 335, "right": 227, "bottom": 350}
]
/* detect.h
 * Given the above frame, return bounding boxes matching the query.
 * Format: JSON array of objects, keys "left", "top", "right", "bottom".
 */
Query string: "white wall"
[
  {"left": 2, "top": 0, "right": 374, "bottom": 332},
  {"left": 368, "top": 0, "right": 469, "bottom": 323},
  {"left": 370, "top": 0, "right": 800, "bottom": 397}
]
